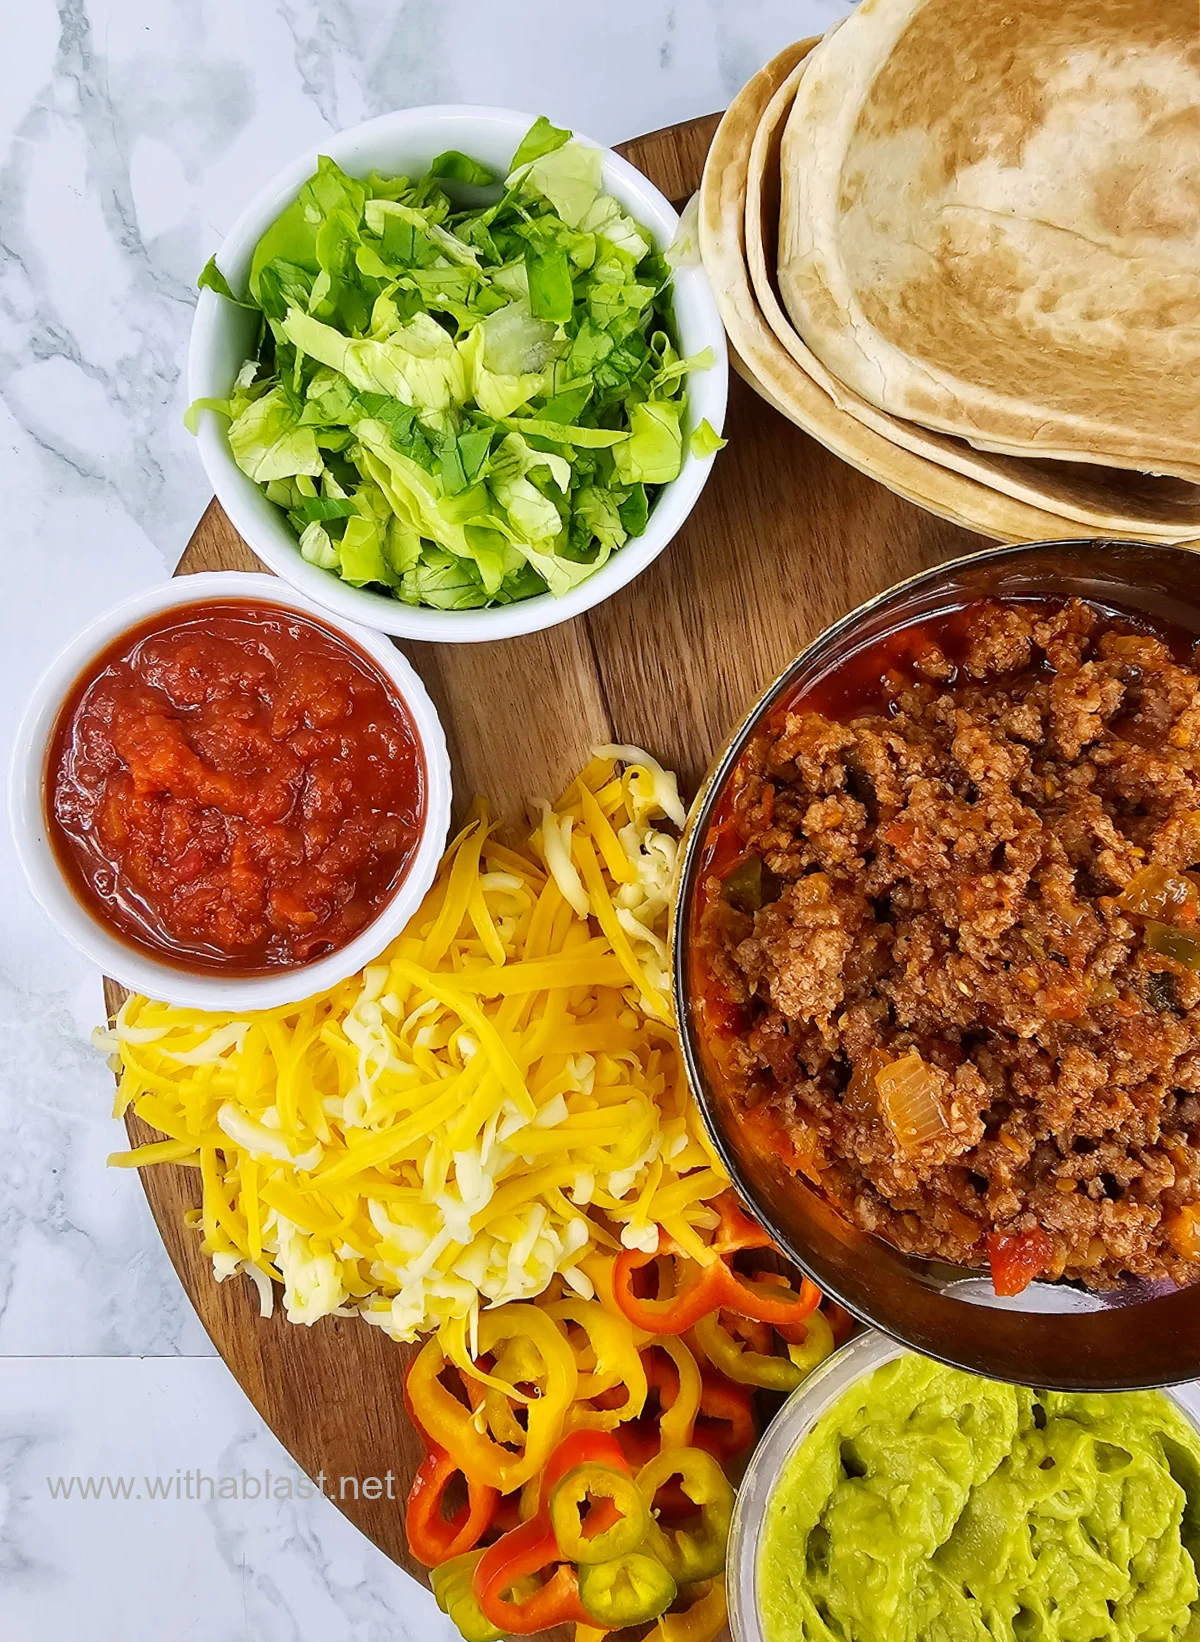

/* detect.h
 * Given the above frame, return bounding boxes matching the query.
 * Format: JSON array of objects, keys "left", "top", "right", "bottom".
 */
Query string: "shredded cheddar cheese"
[{"left": 98, "top": 751, "right": 726, "bottom": 1342}]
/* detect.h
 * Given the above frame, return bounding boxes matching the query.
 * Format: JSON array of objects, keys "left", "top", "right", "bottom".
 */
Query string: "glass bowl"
[
  {"left": 728, "top": 1330, "right": 1200, "bottom": 1642},
  {"left": 673, "top": 538, "right": 1200, "bottom": 1390}
]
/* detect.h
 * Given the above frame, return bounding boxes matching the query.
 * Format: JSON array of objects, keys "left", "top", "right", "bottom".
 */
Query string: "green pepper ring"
[
  {"left": 549, "top": 1461, "right": 650, "bottom": 1564},
  {"left": 578, "top": 1550, "right": 678, "bottom": 1626},
  {"left": 636, "top": 1447, "right": 735, "bottom": 1585}
]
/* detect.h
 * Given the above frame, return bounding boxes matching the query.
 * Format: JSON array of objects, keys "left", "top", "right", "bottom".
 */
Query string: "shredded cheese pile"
[{"left": 99, "top": 749, "right": 727, "bottom": 1342}]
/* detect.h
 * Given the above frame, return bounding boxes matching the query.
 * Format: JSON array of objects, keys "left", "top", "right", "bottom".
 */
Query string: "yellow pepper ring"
[
  {"left": 650, "top": 1576, "right": 728, "bottom": 1642},
  {"left": 651, "top": 1336, "right": 703, "bottom": 1450},
  {"left": 785, "top": 1308, "right": 835, "bottom": 1378},
  {"left": 549, "top": 1462, "right": 650, "bottom": 1565},
  {"left": 407, "top": 1304, "right": 578, "bottom": 1492},
  {"left": 690, "top": 1311, "right": 803, "bottom": 1392},
  {"left": 545, "top": 1296, "right": 648, "bottom": 1415}
]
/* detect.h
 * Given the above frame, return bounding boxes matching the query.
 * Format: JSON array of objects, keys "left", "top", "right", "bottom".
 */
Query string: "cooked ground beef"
[{"left": 699, "top": 598, "right": 1200, "bottom": 1290}]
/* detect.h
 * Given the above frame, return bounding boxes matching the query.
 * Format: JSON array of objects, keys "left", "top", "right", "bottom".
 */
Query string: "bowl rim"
[
  {"left": 726, "top": 1330, "right": 1200, "bottom": 1642},
  {"left": 9, "top": 570, "right": 452, "bottom": 1011},
  {"left": 186, "top": 102, "right": 728, "bottom": 643},
  {"left": 672, "top": 535, "right": 1200, "bottom": 1388}
]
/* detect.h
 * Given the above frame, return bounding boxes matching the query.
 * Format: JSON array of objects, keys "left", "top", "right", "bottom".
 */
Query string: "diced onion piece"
[
  {"left": 1117, "top": 865, "right": 1200, "bottom": 924},
  {"left": 874, "top": 1052, "right": 947, "bottom": 1153},
  {"left": 845, "top": 1047, "right": 892, "bottom": 1118}
]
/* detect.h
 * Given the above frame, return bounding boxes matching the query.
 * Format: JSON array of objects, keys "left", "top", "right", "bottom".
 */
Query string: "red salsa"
[{"left": 47, "top": 599, "right": 427, "bottom": 975}]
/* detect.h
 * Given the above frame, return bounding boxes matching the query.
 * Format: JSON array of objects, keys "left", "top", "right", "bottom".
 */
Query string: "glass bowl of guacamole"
[{"left": 730, "top": 1332, "right": 1200, "bottom": 1642}]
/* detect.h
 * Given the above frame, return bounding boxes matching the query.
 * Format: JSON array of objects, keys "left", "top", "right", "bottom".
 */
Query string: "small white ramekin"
[
  {"left": 187, "top": 104, "right": 728, "bottom": 642},
  {"left": 10, "top": 572, "right": 452, "bottom": 1011},
  {"left": 728, "top": 1331, "right": 1200, "bottom": 1642}
]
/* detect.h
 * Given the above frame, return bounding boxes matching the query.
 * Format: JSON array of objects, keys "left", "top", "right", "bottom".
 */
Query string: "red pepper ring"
[
  {"left": 691, "top": 1372, "right": 757, "bottom": 1465},
  {"left": 712, "top": 1192, "right": 779, "bottom": 1255},
  {"left": 613, "top": 1238, "right": 821, "bottom": 1336},
  {"left": 472, "top": 1516, "right": 590, "bottom": 1635},
  {"left": 612, "top": 1243, "right": 736, "bottom": 1336},
  {"left": 405, "top": 1441, "right": 500, "bottom": 1568},
  {"left": 719, "top": 1264, "right": 823, "bottom": 1330}
]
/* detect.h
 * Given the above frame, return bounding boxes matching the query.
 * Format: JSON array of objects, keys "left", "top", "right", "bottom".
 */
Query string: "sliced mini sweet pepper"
[
  {"left": 782, "top": 1307, "right": 835, "bottom": 1378},
  {"left": 430, "top": 1550, "right": 505, "bottom": 1642},
  {"left": 711, "top": 1193, "right": 777, "bottom": 1257},
  {"left": 825, "top": 1300, "right": 855, "bottom": 1345},
  {"left": 407, "top": 1304, "right": 578, "bottom": 1492},
  {"left": 472, "top": 1516, "right": 590, "bottom": 1635},
  {"left": 405, "top": 1440, "right": 499, "bottom": 1567},
  {"left": 692, "top": 1372, "right": 756, "bottom": 1464},
  {"left": 541, "top": 1429, "right": 631, "bottom": 1499},
  {"left": 644, "top": 1338, "right": 703, "bottom": 1449},
  {"left": 546, "top": 1295, "right": 648, "bottom": 1427},
  {"left": 636, "top": 1447, "right": 735, "bottom": 1585},
  {"left": 651, "top": 1577, "right": 728, "bottom": 1642},
  {"left": 613, "top": 1242, "right": 731, "bottom": 1335},
  {"left": 613, "top": 1195, "right": 822, "bottom": 1335},
  {"left": 578, "top": 1552, "right": 678, "bottom": 1627},
  {"left": 690, "top": 1310, "right": 803, "bottom": 1392},
  {"left": 550, "top": 1461, "right": 649, "bottom": 1564}
]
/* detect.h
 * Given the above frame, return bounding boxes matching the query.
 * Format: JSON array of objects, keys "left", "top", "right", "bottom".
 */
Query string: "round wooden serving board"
[{"left": 104, "top": 113, "right": 988, "bottom": 1632}]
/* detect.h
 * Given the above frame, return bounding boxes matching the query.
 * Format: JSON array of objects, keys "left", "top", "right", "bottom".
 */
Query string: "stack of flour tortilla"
[{"left": 698, "top": 0, "right": 1200, "bottom": 543}]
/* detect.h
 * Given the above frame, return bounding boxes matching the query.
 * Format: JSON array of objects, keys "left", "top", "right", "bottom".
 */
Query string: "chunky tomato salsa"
[{"left": 48, "top": 600, "right": 426, "bottom": 974}]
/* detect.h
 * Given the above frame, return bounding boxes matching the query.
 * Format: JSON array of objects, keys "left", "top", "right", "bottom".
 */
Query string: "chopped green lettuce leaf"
[
  {"left": 479, "top": 300, "right": 562, "bottom": 375},
  {"left": 429, "top": 150, "right": 496, "bottom": 187},
  {"left": 618, "top": 483, "right": 649, "bottom": 537},
  {"left": 509, "top": 116, "right": 572, "bottom": 173},
  {"left": 184, "top": 396, "right": 230, "bottom": 435},
  {"left": 299, "top": 521, "right": 339, "bottom": 568},
  {"left": 197, "top": 256, "right": 256, "bottom": 307},
  {"left": 612, "top": 401, "right": 683, "bottom": 485},
  {"left": 227, "top": 386, "right": 323, "bottom": 482},
  {"left": 401, "top": 549, "right": 489, "bottom": 609},
  {"left": 690, "top": 418, "right": 727, "bottom": 459},
  {"left": 292, "top": 494, "right": 358, "bottom": 522},
  {"left": 573, "top": 485, "right": 628, "bottom": 554},
  {"left": 519, "top": 141, "right": 603, "bottom": 229},
  {"left": 499, "top": 416, "right": 627, "bottom": 448},
  {"left": 249, "top": 156, "right": 366, "bottom": 305},
  {"left": 459, "top": 323, "right": 548, "bottom": 419},
  {"left": 283, "top": 307, "right": 468, "bottom": 413},
  {"left": 524, "top": 242, "right": 574, "bottom": 324}
]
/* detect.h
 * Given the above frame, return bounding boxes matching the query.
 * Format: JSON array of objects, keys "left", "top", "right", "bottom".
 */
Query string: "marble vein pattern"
[
  {"left": 1, "top": 0, "right": 849, "bottom": 1635},
  {"left": 0, "top": 1357, "right": 454, "bottom": 1640}
]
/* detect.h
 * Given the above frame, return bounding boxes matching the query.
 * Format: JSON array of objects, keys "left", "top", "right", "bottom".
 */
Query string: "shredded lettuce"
[
  {"left": 690, "top": 418, "right": 728, "bottom": 459},
  {"left": 189, "top": 118, "right": 719, "bottom": 610}
]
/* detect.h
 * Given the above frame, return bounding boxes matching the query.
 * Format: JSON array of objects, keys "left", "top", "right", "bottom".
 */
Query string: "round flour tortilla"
[
  {"left": 697, "top": 41, "right": 1179, "bottom": 543},
  {"left": 746, "top": 55, "right": 1200, "bottom": 538},
  {"left": 777, "top": 0, "right": 1200, "bottom": 480}
]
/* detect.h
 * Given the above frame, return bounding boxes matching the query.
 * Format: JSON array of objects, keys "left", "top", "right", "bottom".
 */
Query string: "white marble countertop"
[{"left": 1, "top": 1, "right": 849, "bottom": 1635}]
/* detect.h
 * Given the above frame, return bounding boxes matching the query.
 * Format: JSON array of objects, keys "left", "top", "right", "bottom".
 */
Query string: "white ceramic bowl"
[
  {"left": 10, "top": 572, "right": 452, "bottom": 1011},
  {"left": 187, "top": 104, "right": 728, "bottom": 642},
  {"left": 727, "top": 1332, "right": 1200, "bottom": 1642}
]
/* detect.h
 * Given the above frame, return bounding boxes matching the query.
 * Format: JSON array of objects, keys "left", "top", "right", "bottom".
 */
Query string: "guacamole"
[{"left": 759, "top": 1355, "right": 1200, "bottom": 1642}]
